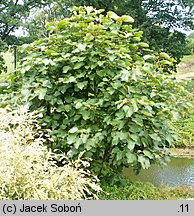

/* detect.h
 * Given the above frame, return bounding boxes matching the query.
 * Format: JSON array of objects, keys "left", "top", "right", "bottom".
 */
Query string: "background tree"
[
  {"left": 0, "top": 0, "right": 51, "bottom": 73},
  {"left": 186, "top": 31, "right": 194, "bottom": 54},
  {"left": 0, "top": 0, "right": 51, "bottom": 46},
  {"left": 26, "top": 0, "right": 194, "bottom": 66}
]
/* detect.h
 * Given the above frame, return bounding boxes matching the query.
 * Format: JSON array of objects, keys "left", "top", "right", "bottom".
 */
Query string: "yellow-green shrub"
[{"left": 0, "top": 106, "right": 101, "bottom": 200}]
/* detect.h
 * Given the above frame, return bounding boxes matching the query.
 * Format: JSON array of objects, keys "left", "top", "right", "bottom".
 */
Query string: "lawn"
[
  {"left": 176, "top": 53, "right": 194, "bottom": 79},
  {"left": 2, "top": 51, "right": 14, "bottom": 72},
  {"left": 0, "top": 51, "right": 14, "bottom": 83}
]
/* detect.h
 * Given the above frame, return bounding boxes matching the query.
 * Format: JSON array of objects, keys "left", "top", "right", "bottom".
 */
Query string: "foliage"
[
  {"left": 169, "top": 80, "right": 194, "bottom": 148},
  {"left": 186, "top": 32, "right": 194, "bottom": 54},
  {"left": 0, "top": 40, "right": 7, "bottom": 74},
  {"left": 157, "top": 185, "right": 194, "bottom": 200},
  {"left": 0, "top": 54, "right": 7, "bottom": 74},
  {"left": 20, "top": 6, "right": 187, "bottom": 181},
  {"left": 69, "top": 0, "right": 194, "bottom": 29},
  {"left": 0, "top": 106, "right": 101, "bottom": 200},
  {"left": 99, "top": 181, "right": 194, "bottom": 200},
  {"left": 26, "top": 0, "right": 193, "bottom": 65},
  {"left": 170, "top": 110, "right": 194, "bottom": 148},
  {"left": 24, "top": 1, "right": 72, "bottom": 41},
  {"left": 0, "top": 0, "right": 51, "bottom": 47},
  {"left": 99, "top": 181, "right": 158, "bottom": 200},
  {"left": 142, "top": 26, "right": 187, "bottom": 65},
  {"left": 177, "top": 53, "right": 194, "bottom": 75}
]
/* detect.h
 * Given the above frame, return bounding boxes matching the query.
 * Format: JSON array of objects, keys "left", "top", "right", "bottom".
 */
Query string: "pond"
[{"left": 123, "top": 157, "right": 194, "bottom": 187}]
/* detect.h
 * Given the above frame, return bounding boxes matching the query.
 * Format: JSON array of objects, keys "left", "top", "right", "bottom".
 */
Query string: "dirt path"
[
  {"left": 175, "top": 71, "right": 194, "bottom": 80},
  {"left": 175, "top": 57, "right": 194, "bottom": 79},
  {"left": 170, "top": 148, "right": 194, "bottom": 158}
]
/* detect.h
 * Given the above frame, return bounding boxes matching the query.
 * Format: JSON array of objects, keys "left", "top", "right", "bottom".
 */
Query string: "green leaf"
[
  {"left": 51, "top": 52, "right": 61, "bottom": 56},
  {"left": 131, "top": 99, "right": 138, "bottom": 112},
  {"left": 160, "top": 60, "right": 173, "bottom": 66},
  {"left": 109, "top": 55, "right": 116, "bottom": 61},
  {"left": 64, "top": 105, "right": 71, "bottom": 112},
  {"left": 131, "top": 66, "right": 141, "bottom": 81},
  {"left": 127, "top": 139, "right": 135, "bottom": 151},
  {"left": 57, "top": 20, "right": 68, "bottom": 29},
  {"left": 42, "top": 80, "right": 52, "bottom": 88},
  {"left": 56, "top": 105, "right": 64, "bottom": 112},
  {"left": 73, "top": 62, "right": 85, "bottom": 69},
  {"left": 129, "top": 124, "right": 142, "bottom": 133},
  {"left": 160, "top": 52, "right": 171, "bottom": 60},
  {"left": 126, "top": 152, "right": 137, "bottom": 164},
  {"left": 138, "top": 42, "right": 149, "bottom": 48},
  {"left": 81, "top": 110, "right": 90, "bottom": 120},
  {"left": 171, "top": 110, "right": 179, "bottom": 120},
  {"left": 77, "top": 43, "right": 87, "bottom": 51},
  {"left": 143, "top": 149, "right": 154, "bottom": 159},
  {"left": 130, "top": 134, "right": 138, "bottom": 141},
  {"left": 76, "top": 82, "right": 84, "bottom": 90},
  {"left": 121, "top": 15, "right": 134, "bottom": 23},
  {"left": 141, "top": 110, "right": 152, "bottom": 117},
  {"left": 75, "top": 102, "right": 82, "bottom": 109},
  {"left": 74, "top": 138, "right": 83, "bottom": 149},
  {"left": 121, "top": 69, "right": 130, "bottom": 82},
  {"left": 65, "top": 76, "right": 77, "bottom": 83},
  {"left": 138, "top": 155, "right": 150, "bottom": 169},
  {"left": 107, "top": 11, "right": 119, "bottom": 20},
  {"left": 91, "top": 62, "right": 98, "bottom": 70},
  {"left": 69, "top": 127, "right": 78, "bottom": 134},
  {"left": 67, "top": 134, "right": 77, "bottom": 144},
  {"left": 149, "top": 134, "right": 161, "bottom": 142},
  {"left": 116, "top": 151, "right": 123, "bottom": 161},
  {"left": 98, "top": 61, "right": 105, "bottom": 66},
  {"left": 143, "top": 55, "right": 155, "bottom": 61},
  {"left": 38, "top": 88, "right": 47, "bottom": 100},
  {"left": 63, "top": 66, "right": 71, "bottom": 73},
  {"left": 123, "top": 105, "right": 134, "bottom": 117},
  {"left": 132, "top": 117, "right": 143, "bottom": 126}
]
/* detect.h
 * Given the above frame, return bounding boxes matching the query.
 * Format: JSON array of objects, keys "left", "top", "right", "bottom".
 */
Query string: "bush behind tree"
[
  {"left": 185, "top": 32, "right": 194, "bottom": 54},
  {"left": 20, "top": 6, "right": 188, "bottom": 182}
]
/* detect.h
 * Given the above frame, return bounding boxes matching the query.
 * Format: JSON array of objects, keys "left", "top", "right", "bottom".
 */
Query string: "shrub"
[
  {"left": 0, "top": 40, "right": 7, "bottom": 74},
  {"left": 0, "top": 106, "right": 101, "bottom": 200},
  {"left": 157, "top": 185, "right": 194, "bottom": 200},
  {"left": 99, "top": 181, "right": 158, "bottom": 200},
  {"left": 169, "top": 82, "right": 194, "bottom": 148},
  {"left": 20, "top": 6, "right": 187, "bottom": 181},
  {"left": 185, "top": 32, "right": 194, "bottom": 55},
  {"left": 99, "top": 181, "right": 194, "bottom": 200}
]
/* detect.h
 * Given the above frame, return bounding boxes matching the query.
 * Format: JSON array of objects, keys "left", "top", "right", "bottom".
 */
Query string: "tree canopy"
[
  {"left": 0, "top": 0, "right": 50, "bottom": 46},
  {"left": 24, "top": 0, "right": 194, "bottom": 65}
]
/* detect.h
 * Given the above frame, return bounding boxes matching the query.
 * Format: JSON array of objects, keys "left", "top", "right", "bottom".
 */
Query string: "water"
[{"left": 123, "top": 157, "right": 194, "bottom": 187}]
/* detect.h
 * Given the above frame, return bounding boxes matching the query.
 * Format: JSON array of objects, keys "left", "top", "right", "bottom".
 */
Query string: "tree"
[
  {"left": 26, "top": 0, "right": 194, "bottom": 65},
  {"left": 20, "top": 7, "right": 187, "bottom": 182},
  {"left": 0, "top": 0, "right": 51, "bottom": 73},
  {"left": 0, "top": 0, "right": 51, "bottom": 46},
  {"left": 0, "top": 40, "right": 7, "bottom": 73},
  {"left": 24, "top": 2, "right": 71, "bottom": 41},
  {"left": 186, "top": 31, "right": 194, "bottom": 54}
]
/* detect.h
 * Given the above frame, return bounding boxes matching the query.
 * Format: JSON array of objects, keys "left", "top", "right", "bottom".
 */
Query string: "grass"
[
  {"left": 170, "top": 79, "right": 194, "bottom": 148},
  {"left": 176, "top": 53, "right": 194, "bottom": 79},
  {"left": 170, "top": 54, "right": 194, "bottom": 148},
  {"left": 0, "top": 51, "right": 14, "bottom": 83},
  {"left": 99, "top": 181, "right": 194, "bottom": 200},
  {"left": 2, "top": 51, "right": 14, "bottom": 73}
]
